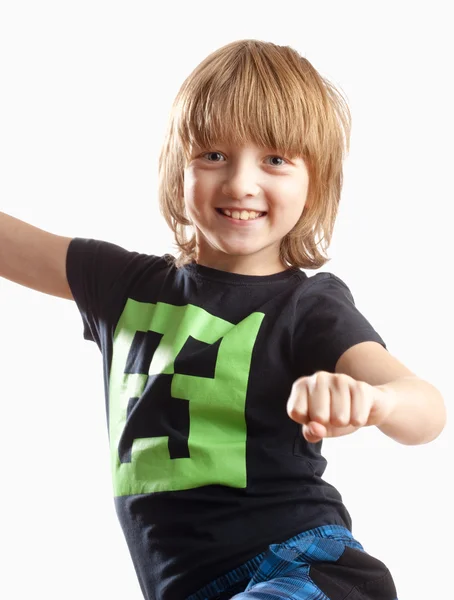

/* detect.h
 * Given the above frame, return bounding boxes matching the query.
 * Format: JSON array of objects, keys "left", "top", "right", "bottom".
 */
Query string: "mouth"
[{"left": 215, "top": 208, "right": 267, "bottom": 222}]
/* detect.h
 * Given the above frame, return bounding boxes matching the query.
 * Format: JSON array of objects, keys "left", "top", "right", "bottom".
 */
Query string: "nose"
[{"left": 221, "top": 163, "right": 261, "bottom": 200}]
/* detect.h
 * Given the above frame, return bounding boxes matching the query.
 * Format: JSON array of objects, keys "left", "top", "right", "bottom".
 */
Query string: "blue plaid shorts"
[{"left": 187, "top": 524, "right": 398, "bottom": 600}]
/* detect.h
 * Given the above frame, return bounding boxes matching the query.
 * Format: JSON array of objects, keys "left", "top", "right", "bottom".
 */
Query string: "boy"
[{"left": 0, "top": 39, "right": 446, "bottom": 599}]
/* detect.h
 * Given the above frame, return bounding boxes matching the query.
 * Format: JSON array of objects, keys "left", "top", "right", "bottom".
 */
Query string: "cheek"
[
  {"left": 273, "top": 186, "right": 308, "bottom": 227},
  {"left": 183, "top": 178, "right": 211, "bottom": 222},
  {"left": 184, "top": 170, "right": 211, "bottom": 202},
  {"left": 288, "top": 178, "right": 309, "bottom": 210},
  {"left": 183, "top": 169, "right": 195, "bottom": 198},
  {"left": 274, "top": 182, "right": 307, "bottom": 212},
  {"left": 183, "top": 175, "right": 200, "bottom": 217}
]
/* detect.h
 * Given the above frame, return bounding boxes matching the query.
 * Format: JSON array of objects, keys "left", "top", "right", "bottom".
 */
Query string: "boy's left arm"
[{"left": 287, "top": 341, "right": 447, "bottom": 446}]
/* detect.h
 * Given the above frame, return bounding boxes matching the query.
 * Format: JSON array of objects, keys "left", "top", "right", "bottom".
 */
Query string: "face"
[{"left": 183, "top": 141, "right": 310, "bottom": 275}]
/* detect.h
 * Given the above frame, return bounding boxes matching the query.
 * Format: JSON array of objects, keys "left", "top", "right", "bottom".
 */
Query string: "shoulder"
[
  {"left": 68, "top": 237, "right": 173, "bottom": 271},
  {"left": 297, "top": 271, "right": 356, "bottom": 304},
  {"left": 292, "top": 270, "right": 385, "bottom": 374},
  {"left": 305, "top": 271, "right": 350, "bottom": 288}
]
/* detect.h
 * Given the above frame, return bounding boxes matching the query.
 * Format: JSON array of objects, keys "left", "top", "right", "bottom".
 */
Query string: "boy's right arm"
[{"left": 0, "top": 211, "right": 74, "bottom": 300}]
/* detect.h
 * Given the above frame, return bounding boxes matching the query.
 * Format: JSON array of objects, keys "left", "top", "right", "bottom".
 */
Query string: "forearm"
[{"left": 376, "top": 376, "right": 446, "bottom": 445}]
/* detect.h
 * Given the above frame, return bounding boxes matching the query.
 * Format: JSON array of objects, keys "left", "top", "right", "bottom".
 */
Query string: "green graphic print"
[{"left": 109, "top": 301, "right": 264, "bottom": 496}]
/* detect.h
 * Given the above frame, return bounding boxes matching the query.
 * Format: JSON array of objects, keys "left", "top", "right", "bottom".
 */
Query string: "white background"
[{"left": 0, "top": 1, "right": 452, "bottom": 599}]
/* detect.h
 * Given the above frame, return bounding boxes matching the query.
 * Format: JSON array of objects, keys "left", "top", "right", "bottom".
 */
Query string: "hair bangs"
[{"left": 177, "top": 45, "right": 310, "bottom": 161}]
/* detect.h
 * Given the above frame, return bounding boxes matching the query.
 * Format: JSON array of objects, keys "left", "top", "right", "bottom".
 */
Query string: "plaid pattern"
[{"left": 187, "top": 525, "right": 398, "bottom": 600}]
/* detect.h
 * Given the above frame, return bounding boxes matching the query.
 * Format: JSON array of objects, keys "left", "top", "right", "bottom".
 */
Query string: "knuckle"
[
  {"left": 332, "top": 373, "right": 347, "bottom": 388},
  {"left": 350, "top": 415, "right": 366, "bottom": 427},
  {"left": 293, "top": 377, "right": 308, "bottom": 392},
  {"left": 287, "top": 404, "right": 299, "bottom": 418},
  {"left": 312, "top": 412, "right": 330, "bottom": 425},
  {"left": 317, "top": 371, "right": 332, "bottom": 384},
  {"left": 357, "top": 381, "right": 369, "bottom": 394},
  {"left": 332, "top": 414, "right": 350, "bottom": 427},
  {"left": 287, "top": 401, "right": 305, "bottom": 421}
]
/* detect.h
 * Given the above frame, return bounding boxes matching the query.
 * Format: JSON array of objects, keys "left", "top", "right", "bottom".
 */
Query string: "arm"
[
  {"left": 287, "top": 341, "right": 446, "bottom": 446},
  {"left": 335, "top": 341, "right": 446, "bottom": 445},
  {"left": 0, "top": 211, "right": 73, "bottom": 300}
]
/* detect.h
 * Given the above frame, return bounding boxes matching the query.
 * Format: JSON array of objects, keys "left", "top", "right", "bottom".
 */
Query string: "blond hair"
[{"left": 158, "top": 39, "right": 351, "bottom": 269}]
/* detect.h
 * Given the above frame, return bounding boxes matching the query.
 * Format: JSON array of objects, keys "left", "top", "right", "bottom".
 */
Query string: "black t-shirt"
[{"left": 66, "top": 237, "right": 386, "bottom": 600}]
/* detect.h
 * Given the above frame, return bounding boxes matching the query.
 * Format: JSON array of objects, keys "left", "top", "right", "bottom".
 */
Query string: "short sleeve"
[
  {"left": 292, "top": 273, "right": 387, "bottom": 376},
  {"left": 65, "top": 237, "right": 166, "bottom": 346}
]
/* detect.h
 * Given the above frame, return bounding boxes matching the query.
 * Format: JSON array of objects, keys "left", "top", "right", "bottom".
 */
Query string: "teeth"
[{"left": 221, "top": 209, "right": 262, "bottom": 220}]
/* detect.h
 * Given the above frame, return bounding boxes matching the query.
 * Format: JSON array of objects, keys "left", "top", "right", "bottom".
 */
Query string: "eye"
[
  {"left": 266, "top": 156, "right": 288, "bottom": 167},
  {"left": 202, "top": 151, "right": 225, "bottom": 162}
]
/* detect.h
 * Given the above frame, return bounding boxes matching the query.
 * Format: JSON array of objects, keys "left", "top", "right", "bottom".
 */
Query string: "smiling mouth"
[{"left": 215, "top": 208, "right": 267, "bottom": 221}]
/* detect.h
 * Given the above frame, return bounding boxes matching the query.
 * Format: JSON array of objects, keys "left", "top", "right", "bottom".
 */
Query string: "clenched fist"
[{"left": 287, "top": 371, "right": 396, "bottom": 443}]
